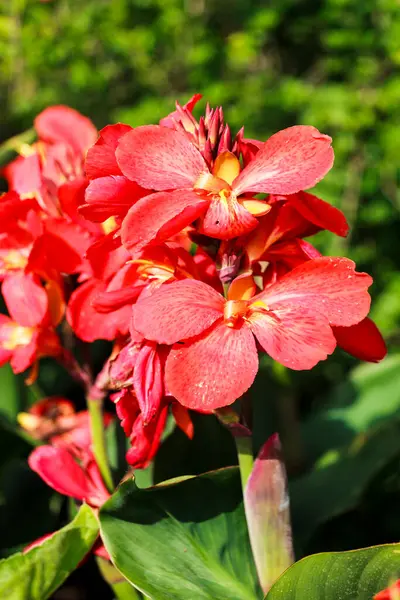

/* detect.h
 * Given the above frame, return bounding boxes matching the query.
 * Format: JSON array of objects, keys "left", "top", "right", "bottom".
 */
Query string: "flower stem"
[
  {"left": 87, "top": 396, "right": 114, "bottom": 492},
  {"left": 235, "top": 434, "right": 254, "bottom": 491}
]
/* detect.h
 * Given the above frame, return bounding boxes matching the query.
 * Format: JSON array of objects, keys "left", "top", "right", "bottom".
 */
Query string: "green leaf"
[
  {"left": 0, "top": 504, "right": 99, "bottom": 600},
  {"left": 99, "top": 467, "right": 262, "bottom": 600},
  {"left": 303, "top": 355, "right": 400, "bottom": 460},
  {"left": 266, "top": 543, "right": 400, "bottom": 599}
]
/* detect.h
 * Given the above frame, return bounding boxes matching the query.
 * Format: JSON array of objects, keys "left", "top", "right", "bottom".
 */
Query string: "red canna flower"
[
  {"left": 18, "top": 396, "right": 113, "bottom": 454},
  {"left": 117, "top": 122, "right": 334, "bottom": 254},
  {"left": 28, "top": 443, "right": 110, "bottom": 559},
  {"left": 29, "top": 445, "right": 109, "bottom": 508},
  {"left": 133, "top": 257, "right": 372, "bottom": 409},
  {"left": 374, "top": 580, "right": 400, "bottom": 600},
  {"left": 0, "top": 272, "right": 62, "bottom": 374}
]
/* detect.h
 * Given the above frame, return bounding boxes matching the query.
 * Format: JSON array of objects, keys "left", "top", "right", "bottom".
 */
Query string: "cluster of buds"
[{"left": 0, "top": 97, "right": 386, "bottom": 473}]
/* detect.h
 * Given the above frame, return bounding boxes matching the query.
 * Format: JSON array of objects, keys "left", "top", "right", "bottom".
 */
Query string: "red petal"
[
  {"left": 2, "top": 273, "right": 48, "bottom": 327},
  {"left": 198, "top": 196, "right": 258, "bottom": 240},
  {"left": 233, "top": 126, "right": 334, "bottom": 196},
  {"left": 83, "top": 175, "right": 149, "bottom": 221},
  {"left": 332, "top": 317, "right": 387, "bottom": 362},
  {"left": 125, "top": 403, "right": 169, "bottom": 468},
  {"left": 3, "top": 154, "right": 42, "bottom": 197},
  {"left": 116, "top": 125, "right": 207, "bottom": 190},
  {"left": 35, "top": 105, "right": 97, "bottom": 155},
  {"left": 121, "top": 189, "right": 208, "bottom": 256},
  {"left": 288, "top": 191, "right": 349, "bottom": 237},
  {"left": 133, "top": 279, "right": 224, "bottom": 344},
  {"left": 85, "top": 123, "right": 132, "bottom": 179},
  {"left": 172, "top": 403, "right": 194, "bottom": 439},
  {"left": 10, "top": 339, "right": 38, "bottom": 374},
  {"left": 261, "top": 257, "right": 372, "bottom": 327},
  {"left": 166, "top": 321, "right": 258, "bottom": 409},
  {"left": 28, "top": 446, "right": 90, "bottom": 500},
  {"left": 133, "top": 342, "right": 165, "bottom": 423},
  {"left": 67, "top": 279, "right": 131, "bottom": 342},
  {"left": 250, "top": 306, "right": 336, "bottom": 370}
]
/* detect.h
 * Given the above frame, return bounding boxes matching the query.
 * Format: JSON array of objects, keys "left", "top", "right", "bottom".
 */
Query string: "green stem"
[
  {"left": 235, "top": 435, "right": 254, "bottom": 491},
  {"left": 87, "top": 396, "right": 114, "bottom": 492}
]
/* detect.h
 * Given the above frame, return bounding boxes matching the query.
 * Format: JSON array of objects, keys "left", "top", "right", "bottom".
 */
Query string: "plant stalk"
[
  {"left": 235, "top": 434, "right": 254, "bottom": 491},
  {"left": 87, "top": 396, "right": 114, "bottom": 492}
]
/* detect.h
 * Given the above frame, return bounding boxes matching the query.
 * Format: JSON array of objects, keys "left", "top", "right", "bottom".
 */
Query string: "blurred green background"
[{"left": 1, "top": 0, "right": 400, "bottom": 578}]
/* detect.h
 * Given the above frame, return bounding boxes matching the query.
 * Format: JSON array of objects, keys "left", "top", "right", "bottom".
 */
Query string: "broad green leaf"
[
  {"left": 290, "top": 419, "right": 400, "bottom": 548},
  {"left": 0, "top": 504, "right": 99, "bottom": 600},
  {"left": 100, "top": 467, "right": 262, "bottom": 600},
  {"left": 303, "top": 355, "right": 400, "bottom": 459},
  {"left": 244, "top": 434, "right": 294, "bottom": 594},
  {"left": 266, "top": 543, "right": 400, "bottom": 599}
]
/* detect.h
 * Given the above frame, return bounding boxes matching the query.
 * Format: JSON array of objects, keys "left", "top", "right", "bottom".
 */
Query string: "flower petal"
[
  {"left": 261, "top": 257, "right": 372, "bottom": 327},
  {"left": 116, "top": 125, "right": 207, "bottom": 190},
  {"left": 133, "top": 279, "right": 224, "bottom": 344},
  {"left": 133, "top": 342, "right": 165, "bottom": 424},
  {"left": 2, "top": 273, "right": 48, "bottom": 327},
  {"left": 166, "top": 321, "right": 259, "bottom": 409},
  {"left": 28, "top": 446, "right": 90, "bottom": 500},
  {"left": 198, "top": 196, "right": 258, "bottom": 240},
  {"left": 67, "top": 279, "right": 131, "bottom": 342},
  {"left": 83, "top": 175, "right": 149, "bottom": 221},
  {"left": 85, "top": 123, "right": 132, "bottom": 179},
  {"left": 288, "top": 191, "right": 349, "bottom": 237},
  {"left": 121, "top": 189, "right": 208, "bottom": 256},
  {"left": 249, "top": 306, "right": 337, "bottom": 370},
  {"left": 233, "top": 126, "right": 334, "bottom": 196},
  {"left": 332, "top": 317, "right": 387, "bottom": 362},
  {"left": 35, "top": 105, "right": 97, "bottom": 155}
]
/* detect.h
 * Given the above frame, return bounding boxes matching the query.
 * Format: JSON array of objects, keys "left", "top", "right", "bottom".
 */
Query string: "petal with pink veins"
[
  {"left": 198, "top": 196, "right": 259, "bottom": 240},
  {"left": 134, "top": 279, "right": 225, "bottom": 344},
  {"left": 166, "top": 321, "right": 259, "bottom": 410},
  {"left": 121, "top": 189, "right": 209, "bottom": 256},
  {"left": 116, "top": 125, "right": 208, "bottom": 190},
  {"left": 83, "top": 175, "right": 149, "bottom": 221},
  {"left": 233, "top": 125, "right": 334, "bottom": 196},
  {"left": 261, "top": 257, "right": 372, "bottom": 327},
  {"left": 249, "top": 306, "right": 337, "bottom": 370}
]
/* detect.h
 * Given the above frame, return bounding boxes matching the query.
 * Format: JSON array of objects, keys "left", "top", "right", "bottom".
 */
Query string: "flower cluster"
[{"left": 0, "top": 97, "right": 386, "bottom": 467}]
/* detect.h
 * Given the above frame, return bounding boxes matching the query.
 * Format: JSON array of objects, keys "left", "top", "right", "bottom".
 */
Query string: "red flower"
[
  {"left": 4, "top": 106, "right": 97, "bottom": 217},
  {"left": 374, "top": 580, "right": 400, "bottom": 600},
  {"left": 116, "top": 123, "right": 334, "bottom": 254},
  {"left": 0, "top": 272, "right": 62, "bottom": 374},
  {"left": 133, "top": 257, "right": 372, "bottom": 409},
  {"left": 29, "top": 445, "right": 109, "bottom": 508},
  {"left": 28, "top": 444, "right": 110, "bottom": 559},
  {"left": 112, "top": 388, "right": 169, "bottom": 468}
]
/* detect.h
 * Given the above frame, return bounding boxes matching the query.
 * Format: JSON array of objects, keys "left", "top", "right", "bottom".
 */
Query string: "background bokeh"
[{"left": 1, "top": 0, "right": 400, "bottom": 595}]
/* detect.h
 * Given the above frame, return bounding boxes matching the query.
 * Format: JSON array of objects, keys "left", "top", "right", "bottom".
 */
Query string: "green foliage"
[
  {"left": 0, "top": 504, "right": 99, "bottom": 600},
  {"left": 266, "top": 542, "right": 400, "bottom": 599},
  {"left": 99, "top": 469, "right": 262, "bottom": 600}
]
